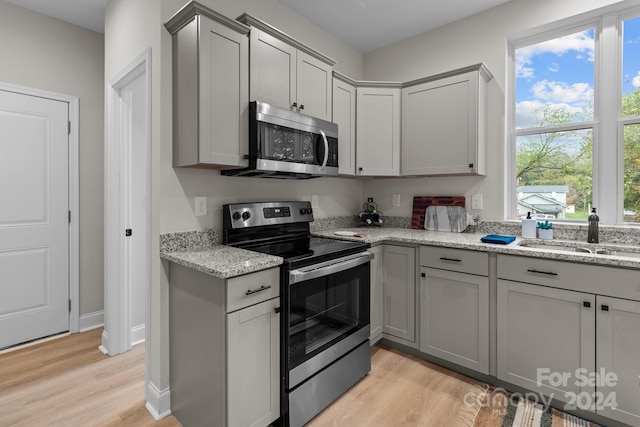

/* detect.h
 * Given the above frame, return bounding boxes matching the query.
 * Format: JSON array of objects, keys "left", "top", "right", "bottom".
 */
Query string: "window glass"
[
  {"left": 515, "top": 29, "right": 595, "bottom": 129},
  {"left": 624, "top": 124, "right": 640, "bottom": 222},
  {"left": 516, "top": 129, "right": 592, "bottom": 220},
  {"left": 622, "top": 16, "right": 640, "bottom": 117},
  {"left": 514, "top": 28, "right": 595, "bottom": 220}
]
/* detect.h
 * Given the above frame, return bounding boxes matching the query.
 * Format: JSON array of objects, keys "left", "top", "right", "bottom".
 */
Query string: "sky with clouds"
[{"left": 515, "top": 16, "right": 640, "bottom": 129}]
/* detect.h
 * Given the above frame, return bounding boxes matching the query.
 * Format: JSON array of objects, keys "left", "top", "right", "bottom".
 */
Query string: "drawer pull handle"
[
  {"left": 583, "top": 301, "right": 591, "bottom": 308},
  {"left": 526, "top": 269, "right": 558, "bottom": 276},
  {"left": 601, "top": 304, "right": 609, "bottom": 312},
  {"left": 245, "top": 285, "right": 271, "bottom": 296},
  {"left": 440, "top": 257, "right": 462, "bottom": 263}
]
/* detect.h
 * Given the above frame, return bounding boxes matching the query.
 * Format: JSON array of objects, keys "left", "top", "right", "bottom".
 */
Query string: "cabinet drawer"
[
  {"left": 227, "top": 268, "right": 279, "bottom": 313},
  {"left": 497, "top": 254, "right": 640, "bottom": 300},
  {"left": 420, "top": 246, "right": 488, "bottom": 276}
]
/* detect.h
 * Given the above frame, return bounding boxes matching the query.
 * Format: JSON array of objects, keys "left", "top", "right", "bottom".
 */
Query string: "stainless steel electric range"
[{"left": 223, "top": 201, "right": 373, "bottom": 427}]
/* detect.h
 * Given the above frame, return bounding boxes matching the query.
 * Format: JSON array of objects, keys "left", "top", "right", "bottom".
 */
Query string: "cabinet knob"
[
  {"left": 358, "top": 167, "right": 363, "bottom": 171},
  {"left": 291, "top": 102, "right": 297, "bottom": 109},
  {"left": 601, "top": 304, "right": 609, "bottom": 311},
  {"left": 468, "top": 163, "right": 474, "bottom": 168},
  {"left": 274, "top": 307, "right": 281, "bottom": 314},
  {"left": 583, "top": 301, "right": 591, "bottom": 308},
  {"left": 421, "top": 272, "right": 426, "bottom": 278},
  {"left": 299, "top": 104, "right": 304, "bottom": 111}
]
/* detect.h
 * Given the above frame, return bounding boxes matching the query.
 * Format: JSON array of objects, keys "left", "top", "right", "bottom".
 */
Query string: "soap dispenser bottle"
[
  {"left": 588, "top": 207, "right": 599, "bottom": 243},
  {"left": 522, "top": 212, "right": 537, "bottom": 238}
]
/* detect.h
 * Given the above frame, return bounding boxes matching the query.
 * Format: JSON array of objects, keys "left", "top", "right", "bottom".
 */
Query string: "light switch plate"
[
  {"left": 195, "top": 196, "right": 208, "bottom": 216},
  {"left": 471, "top": 194, "right": 483, "bottom": 210},
  {"left": 392, "top": 194, "right": 401, "bottom": 206}
]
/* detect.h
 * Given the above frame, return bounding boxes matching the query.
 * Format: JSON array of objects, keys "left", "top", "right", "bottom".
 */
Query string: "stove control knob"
[
  {"left": 241, "top": 211, "right": 251, "bottom": 221},
  {"left": 300, "top": 208, "right": 307, "bottom": 215},
  {"left": 307, "top": 208, "right": 313, "bottom": 215},
  {"left": 232, "top": 212, "right": 241, "bottom": 221}
]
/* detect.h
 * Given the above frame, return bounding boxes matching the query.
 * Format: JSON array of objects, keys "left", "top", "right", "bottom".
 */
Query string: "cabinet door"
[
  {"left": 227, "top": 298, "right": 280, "bottom": 427},
  {"left": 596, "top": 296, "right": 640, "bottom": 425},
  {"left": 383, "top": 245, "right": 416, "bottom": 342},
  {"left": 369, "top": 245, "right": 383, "bottom": 344},
  {"left": 249, "top": 29, "right": 296, "bottom": 111},
  {"left": 420, "top": 268, "right": 489, "bottom": 374},
  {"left": 401, "top": 71, "right": 483, "bottom": 176},
  {"left": 198, "top": 17, "right": 249, "bottom": 167},
  {"left": 356, "top": 87, "right": 401, "bottom": 176},
  {"left": 497, "top": 280, "right": 595, "bottom": 403},
  {"left": 332, "top": 78, "right": 356, "bottom": 175},
  {"left": 296, "top": 51, "right": 332, "bottom": 121}
]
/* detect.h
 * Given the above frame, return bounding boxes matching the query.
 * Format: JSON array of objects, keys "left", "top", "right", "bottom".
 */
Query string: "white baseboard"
[
  {"left": 79, "top": 310, "right": 104, "bottom": 332},
  {"left": 146, "top": 381, "right": 171, "bottom": 420},
  {"left": 99, "top": 330, "right": 109, "bottom": 354},
  {"left": 130, "top": 324, "right": 146, "bottom": 346}
]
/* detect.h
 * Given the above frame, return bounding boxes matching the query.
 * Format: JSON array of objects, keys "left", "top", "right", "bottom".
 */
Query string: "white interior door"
[
  {"left": 122, "top": 72, "right": 148, "bottom": 347},
  {"left": 0, "top": 89, "right": 69, "bottom": 349}
]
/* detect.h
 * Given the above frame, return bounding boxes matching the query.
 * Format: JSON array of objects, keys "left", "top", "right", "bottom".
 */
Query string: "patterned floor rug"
[{"left": 462, "top": 386, "right": 603, "bottom": 427}]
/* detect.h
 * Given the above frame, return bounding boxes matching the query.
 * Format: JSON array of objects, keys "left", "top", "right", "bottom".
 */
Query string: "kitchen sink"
[{"left": 517, "top": 240, "right": 640, "bottom": 258}]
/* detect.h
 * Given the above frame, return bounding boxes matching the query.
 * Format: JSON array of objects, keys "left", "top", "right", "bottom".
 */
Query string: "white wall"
[
  {"left": 0, "top": 2, "right": 105, "bottom": 317},
  {"left": 361, "top": 0, "right": 624, "bottom": 221},
  {"left": 106, "top": 0, "right": 365, "bottom": 401}
]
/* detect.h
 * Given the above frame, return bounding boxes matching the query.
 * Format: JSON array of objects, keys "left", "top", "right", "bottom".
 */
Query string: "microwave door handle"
[{"left": 320, "top": 129, "right": 329, "bottom": 167}]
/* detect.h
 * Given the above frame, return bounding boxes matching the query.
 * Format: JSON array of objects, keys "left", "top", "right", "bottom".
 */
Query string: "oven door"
[{"left": 285, "top": 251, "right": 372, "bottom": 390}]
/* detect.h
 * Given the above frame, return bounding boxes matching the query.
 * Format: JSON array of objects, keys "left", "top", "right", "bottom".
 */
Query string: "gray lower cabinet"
[
  {"left": 382, "top": 244, "right": 417, "bottom": 344},
  {"left": 420, "top": 268, "right": 489, "bottom": 374},
  {"left": 369, "top": 245, "right": 384, "bottom": 344},
  {"left": 169, "top": 263, "right": 279, "bottom": 427},
  {"left": 419, "top": 246, "right": 489, "bottom": 374},
  {"left": 497, "top": 254, "right": 640, "bottom": 424},
  {"left": 497, "top": 279, "right": 596, "bottom": 404},
  {"left": 596, "top": 296, "right": 640, "bottom": 426}
]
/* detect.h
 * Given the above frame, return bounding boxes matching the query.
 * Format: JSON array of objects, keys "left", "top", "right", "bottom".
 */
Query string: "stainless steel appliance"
[
  {"left": 223, "top": 201, "right": 372, "bottom": 427},
  {"left": 222, "top": 101, "right": 339, "bottom": 179}
]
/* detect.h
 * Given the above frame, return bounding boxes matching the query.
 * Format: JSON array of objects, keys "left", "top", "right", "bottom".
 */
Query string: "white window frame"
[{"left": 507, "top": 4, "right": 640, "bottom": 225}]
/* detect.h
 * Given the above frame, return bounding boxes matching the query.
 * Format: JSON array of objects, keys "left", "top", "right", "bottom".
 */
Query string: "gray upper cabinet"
[
  {"left": 356, "top": 85, "right": 401, "bottom": 176},
  {"left": 239, "top": 14, "right": 335, "bottom": 121},
  {"left": 401, "top": 64, "right": 492, "bottom": 176},
  {"left": 165, "top": 3, "right": 250, "bottom": 168},
  {"left": 332, "top": 74, "right": 357, "bottom": 176}
]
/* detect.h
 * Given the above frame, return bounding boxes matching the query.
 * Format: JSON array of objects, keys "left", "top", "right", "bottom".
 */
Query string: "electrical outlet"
[
  {"left": 311, "top": 195, "right": 319, "bottom": 208},
  {"left": 471, "top": 194, "right": 483, "bottom": 210},
  {"left": 392, "top": 194, "right": 401, "bottom": 207},
  {"left": 195, "top": 196, "right": 208, "bottom": 216}
]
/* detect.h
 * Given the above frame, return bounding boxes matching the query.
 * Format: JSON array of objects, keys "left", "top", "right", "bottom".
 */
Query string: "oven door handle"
[{"left": 289, "top": 251, "right": 373, "bottom": 284}]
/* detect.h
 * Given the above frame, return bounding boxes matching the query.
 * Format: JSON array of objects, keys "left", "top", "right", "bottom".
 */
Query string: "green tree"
[
  {"left": 623, "top": 88, "right": 640, "bottom": 215},
  {"left": 516, "top": 104, "right": 593, "bottom": 210}
]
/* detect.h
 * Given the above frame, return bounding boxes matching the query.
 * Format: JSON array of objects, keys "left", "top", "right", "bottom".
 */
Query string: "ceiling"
[
  {"left": 3, "top": 0, "right": 513, "bottom": 52},
  {"left": 4, "top": 0, "right": 109, "bottom": 33}
]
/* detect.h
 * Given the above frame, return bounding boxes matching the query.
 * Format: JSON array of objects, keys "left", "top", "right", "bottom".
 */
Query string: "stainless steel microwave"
[{"left": 222, "top": 101, "right": 339, "bottom": 179}]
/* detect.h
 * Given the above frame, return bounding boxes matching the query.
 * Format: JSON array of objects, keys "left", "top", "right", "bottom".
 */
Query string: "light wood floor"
[
  {"left": 0, "top": 328, "right": 180, "bottom": 427},
  {"left": 0, "top": 330, "right": 485, "bottom": 427}
]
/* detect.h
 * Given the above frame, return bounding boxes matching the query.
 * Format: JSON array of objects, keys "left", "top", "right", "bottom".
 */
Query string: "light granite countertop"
[
  {"left": 160, "top": 225, "right": 640, "bottom": 279},
  {"left": 159, "top": 229, "right": 283, "bottom": 279},
  {"left": 312, "top": 227, "right": 640, "bottom": 270},
  {"left": 161, "top": 245, "right": 283, "bottom": 279}
]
